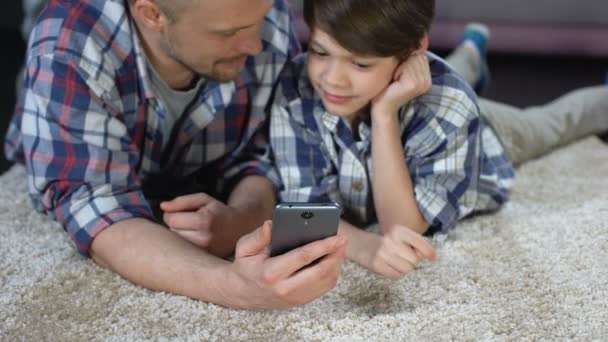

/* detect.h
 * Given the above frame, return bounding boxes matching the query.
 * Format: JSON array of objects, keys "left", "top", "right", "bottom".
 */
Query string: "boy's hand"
[
  {"left": 371, "top": 52, "right": 432, "bottom": 118},
  {"left": 359, "top": 224, "right": 437, "bottom": 279},
  {"left": 161, "top": 193, "right": 243, "bottom": 251}
]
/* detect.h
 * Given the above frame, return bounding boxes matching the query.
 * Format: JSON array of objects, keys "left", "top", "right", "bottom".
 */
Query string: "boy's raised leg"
[
  {"left": 480, "top": 86, "right": 608, "bottom": 165},
  {"left": 445, "top": 23, "right": 491, "bottom": 94}
]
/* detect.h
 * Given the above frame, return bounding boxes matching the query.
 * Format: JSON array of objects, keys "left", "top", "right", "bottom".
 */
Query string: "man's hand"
[
  {"left": 161, "top": 193, "right": 244, "bottom": 255},
  {"left": 228, "top": 221, "right": 348, "bottom": 309},
  {"left": 91, "top": 218, "right": 347, "bottom": 310},
  {"left": 358, "top": 225, "right": 437, "bottom": 280}
]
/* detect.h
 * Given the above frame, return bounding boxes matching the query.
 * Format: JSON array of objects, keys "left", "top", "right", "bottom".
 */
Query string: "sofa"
[
  {"left": 432, "top": 0, "right": 608, "bottom": 57},
  {"left": 289, "top": 0, "right": 608, "bottom": 57}
]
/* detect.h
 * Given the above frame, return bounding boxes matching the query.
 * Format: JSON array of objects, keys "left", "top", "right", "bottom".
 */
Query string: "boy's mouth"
[{"left": 322, "top": 90, "right": 354, "bottom": 105}]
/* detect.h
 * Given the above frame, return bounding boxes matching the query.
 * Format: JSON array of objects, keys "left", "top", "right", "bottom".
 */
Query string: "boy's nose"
[{"left": 322, "top": 62, "right": 348, "bottom": 88}]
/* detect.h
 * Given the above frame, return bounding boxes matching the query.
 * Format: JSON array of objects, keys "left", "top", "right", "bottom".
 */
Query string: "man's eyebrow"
[{"left": 211, "top": 23, "right": 256, "bottom": 34}]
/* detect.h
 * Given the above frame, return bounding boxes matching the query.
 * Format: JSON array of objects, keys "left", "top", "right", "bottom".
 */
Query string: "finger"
[
  {"left": 385, "top": 236, "right": 420, "bottom": 266},
  {"left": 393, "top": 63, "right": 405, "bottom": 81},
  {"left": 394, "top": 226, "right": 437, "bottom": 261},
  {"left": 395, "top": 54, "right": 426, "bottom": 83},
  {"left": 235, "top": 221, "right": 272, "bottom": 258},
  {"left": 415, "top": 249, "right": 425, "bottom": 261},
  {"left": 164, "top": 211, "right": 211, "bottom": 231},
  {"left": 384, "top": 255, "right": 416, "bottom": 276},
  {"left": 415, "top": 56, "right": 431, "bottom": 82},
  {"left": 171, "top": 228, "right": 212, "bottom": 248},
  {"left": 373, "top": 253, "right": 403, "bottom": 280},
  {"left": 265, "top": 235, "right": 347, "bottom": 282},
  {"left": 160, "top": 193, "right": 213, "bottom": 212},
  {"left": 401, "top": 235, "right": 436, "bottom": 261},
  {"left": 407, "top": 55, "right": 428, "bottom": 81},
  {"left": 274, "top": 243, "right": 347, "bottom": 302}
]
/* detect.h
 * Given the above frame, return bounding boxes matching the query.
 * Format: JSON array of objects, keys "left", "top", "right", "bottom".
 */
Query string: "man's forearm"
[
  {"left": 204, "top": 175, "right": 276, "bottom": 257},
  {"left": 227, "top": 175, "right": 276, "bottom": 235},
  {"left": 91, "top": 216, "right": 347, "bottom": 310},
  {"left": 90, "top": 218, "right": 238, "bottom": 306}
]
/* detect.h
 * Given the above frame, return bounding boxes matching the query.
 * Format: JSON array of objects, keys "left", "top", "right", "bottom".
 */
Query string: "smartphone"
[{"left": 270, "top": 202, "right": 342, "bottom": 257}]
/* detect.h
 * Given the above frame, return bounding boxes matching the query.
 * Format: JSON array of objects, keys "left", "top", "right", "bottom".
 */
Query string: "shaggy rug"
[{"left": 1, "top": 137, "right": 607, "bottom": 341}]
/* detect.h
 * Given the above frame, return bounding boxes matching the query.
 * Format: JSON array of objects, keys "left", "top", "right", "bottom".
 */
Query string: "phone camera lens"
[{"left": 301, "top": 211, "right": 314, "bottom": 220}]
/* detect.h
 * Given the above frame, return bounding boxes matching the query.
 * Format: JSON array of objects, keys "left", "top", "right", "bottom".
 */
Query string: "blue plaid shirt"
[
  {"left": 4, "top": 0, "right": 300, "bottom": 255},
  {"left": 270, "top": 53, "right": 514, "bottom": 233}
]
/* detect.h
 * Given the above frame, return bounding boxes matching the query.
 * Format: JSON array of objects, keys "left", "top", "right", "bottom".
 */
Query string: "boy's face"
[
  {"left": 159, "top": 0, "right": 272, "bottom": 82},
  {"left": 307, "top": 28, "right": 400, "bottom": 118}
]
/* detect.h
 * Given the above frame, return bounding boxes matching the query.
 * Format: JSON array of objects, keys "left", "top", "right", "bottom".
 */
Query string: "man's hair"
[
  {"left": 303, "top": 0, "right": 435, "bottom": 59},
  {"left": 128, "top": 0, "right": 194, "bottom": 22}
]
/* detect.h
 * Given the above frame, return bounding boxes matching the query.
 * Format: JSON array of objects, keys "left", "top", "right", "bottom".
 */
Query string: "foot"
[{"left": 460, "top": 23, "right": 491, "bottom": 95}]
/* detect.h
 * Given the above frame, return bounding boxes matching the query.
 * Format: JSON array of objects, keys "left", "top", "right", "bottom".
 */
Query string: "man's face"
[{"left": 160, "top": 0, "right": 273, "bottom": 82}]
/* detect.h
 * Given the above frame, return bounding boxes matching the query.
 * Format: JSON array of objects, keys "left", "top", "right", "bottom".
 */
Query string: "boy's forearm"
[
  {"left": 371, "top": 112, "right": 429, "bottom": 234},
  {"left": 90, "top": 218, "right": 244, "bottom": 307},
  {"left": 337, "top": 219, "right": 374, "bottom": 266}
]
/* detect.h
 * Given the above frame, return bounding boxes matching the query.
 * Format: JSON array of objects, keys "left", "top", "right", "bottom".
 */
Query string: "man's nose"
[{"left": 237, "top": 30, "right": 263, "bottom": 56}]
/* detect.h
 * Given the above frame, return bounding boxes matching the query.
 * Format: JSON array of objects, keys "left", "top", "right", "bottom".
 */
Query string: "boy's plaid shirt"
[{"left": 270, "top": 53, "right": 514, "bottom": 233}]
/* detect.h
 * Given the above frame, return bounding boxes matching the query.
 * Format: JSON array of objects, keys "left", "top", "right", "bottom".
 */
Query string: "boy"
[{"left": 270, "top": 0, "right": 608, "bottom": 279}]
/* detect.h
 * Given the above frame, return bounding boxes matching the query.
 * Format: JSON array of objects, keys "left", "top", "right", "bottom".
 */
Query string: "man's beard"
[
  {"left": 163, "top": 36, "right": 247, "bottom": 83},
  {"left": 207, "top": 55, "right": 248, "bottom": 82}
]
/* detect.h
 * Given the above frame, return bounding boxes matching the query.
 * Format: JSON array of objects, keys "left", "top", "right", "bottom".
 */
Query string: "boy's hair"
[{"left": 303, "top": 0, "right": 435, "bottom": 59}]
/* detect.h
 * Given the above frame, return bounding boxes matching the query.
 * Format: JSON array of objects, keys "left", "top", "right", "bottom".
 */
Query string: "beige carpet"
[{"left": 1, "top": 137, "right": 607, "bottom": 341}]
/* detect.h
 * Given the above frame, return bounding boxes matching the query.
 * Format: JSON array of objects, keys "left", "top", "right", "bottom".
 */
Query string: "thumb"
[{"left": 235, "top": 221, "right": 272, "bottom": 258}]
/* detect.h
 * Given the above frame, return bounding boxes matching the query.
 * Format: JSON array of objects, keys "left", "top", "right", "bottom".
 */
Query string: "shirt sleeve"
[
  {"left": 19, "top": 55, "right": 154, "bottom": 256},
  {"left": 404, "top": 93, "right": 483, "bottom": 234},
  {"left": 218, "top": 120, "right": 283, "bottom": 193},
  {"left": 270, "top": 104, "right": 337, "bottom": 203}
]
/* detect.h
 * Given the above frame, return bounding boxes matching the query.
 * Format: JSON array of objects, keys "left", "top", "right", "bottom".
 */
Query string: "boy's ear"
[{"left": 414, "top": 34, "right": 430, "bottom": 54}]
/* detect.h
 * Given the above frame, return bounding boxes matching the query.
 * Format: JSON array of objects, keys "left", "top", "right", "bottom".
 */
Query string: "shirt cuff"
[
  {"left": 224, "top": 161, "right": 282, "bottom": 193},
  {"left": 58, "top": 189, "right": 154, "bottom": 256},
  {"left": 414, "top": 184, "right": 460, "bottom": 234}
]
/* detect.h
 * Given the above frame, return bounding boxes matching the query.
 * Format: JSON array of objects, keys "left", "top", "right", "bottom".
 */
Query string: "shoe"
[{"left": 462, "top": 23, "right": 491, "bottom": 94}]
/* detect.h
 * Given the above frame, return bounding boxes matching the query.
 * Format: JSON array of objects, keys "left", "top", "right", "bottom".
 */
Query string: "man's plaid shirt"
[{"left": 4, "top": 0, "right": 300, "bottom": 255}]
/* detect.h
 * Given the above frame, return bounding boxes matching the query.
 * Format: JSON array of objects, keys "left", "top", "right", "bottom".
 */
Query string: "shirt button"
[{"left": 352, "top": 181, "right": 364, "bottom": 192}]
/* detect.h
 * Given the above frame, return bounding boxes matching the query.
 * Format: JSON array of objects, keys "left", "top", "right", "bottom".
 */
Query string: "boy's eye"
[
  {"left": 353, "top": 62, "right": 371, "bottom": 69},
  {"left": 310, "top": 48, "right": 328, "bottom": 57}
]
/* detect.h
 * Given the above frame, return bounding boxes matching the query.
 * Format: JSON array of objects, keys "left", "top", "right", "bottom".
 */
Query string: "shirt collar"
[{"left": 130, "top": 19, "right": 156, "bottom": 101}]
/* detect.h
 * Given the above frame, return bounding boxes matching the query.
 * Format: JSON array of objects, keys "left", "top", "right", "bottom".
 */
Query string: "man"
[{"left": 4, "top": 0, "right": 346, "bottom": 310}]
